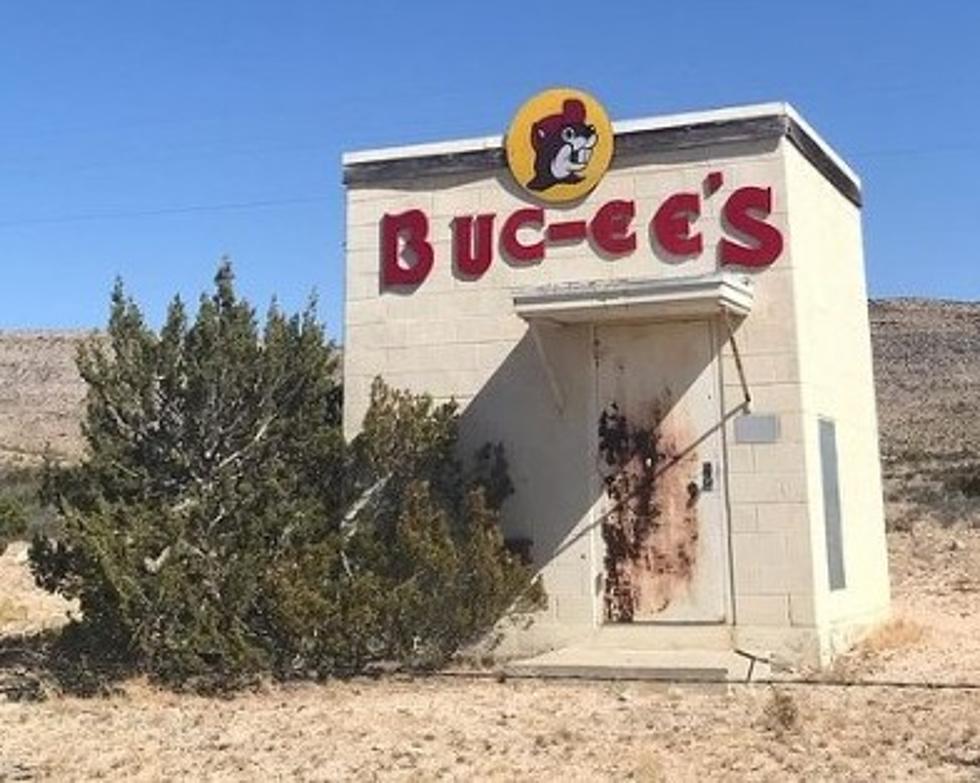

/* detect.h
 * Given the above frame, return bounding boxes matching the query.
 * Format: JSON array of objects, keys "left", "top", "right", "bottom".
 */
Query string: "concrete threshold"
[{"left": 504, "top": 647, "right": 772, "bottom": 683}]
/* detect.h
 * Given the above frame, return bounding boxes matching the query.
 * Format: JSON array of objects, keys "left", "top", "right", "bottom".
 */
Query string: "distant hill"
[
  {"left": 870, "top": 299, "right": 980, "bottom": 461},
  {"left": 0, "top": 331, "right": 91, "bottom": 465},
  {"left": 869, "top": 299, "right": 980, "bottom": 527}
]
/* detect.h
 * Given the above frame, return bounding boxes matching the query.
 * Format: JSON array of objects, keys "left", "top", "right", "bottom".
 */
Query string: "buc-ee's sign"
[{"left": 379, "top": 88, "right": 784, "bottom": 287}]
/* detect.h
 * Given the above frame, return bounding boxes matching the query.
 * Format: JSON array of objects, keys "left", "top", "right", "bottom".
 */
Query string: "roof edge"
[
  {"left": 343, "top": 101, "right": 861, "bottom": 206},
  {"left": 343, "top": 102, "right": 795, "bottom": 166}
]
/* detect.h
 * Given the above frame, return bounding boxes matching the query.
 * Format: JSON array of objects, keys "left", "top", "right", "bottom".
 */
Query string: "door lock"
[{"left": 701, "top": 461, "right": 714, "bottom": 492}]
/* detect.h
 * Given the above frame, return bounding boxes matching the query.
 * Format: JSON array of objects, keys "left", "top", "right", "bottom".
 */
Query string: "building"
[{"left": 341, "top": 92, "right": 890, "bottom": 671}]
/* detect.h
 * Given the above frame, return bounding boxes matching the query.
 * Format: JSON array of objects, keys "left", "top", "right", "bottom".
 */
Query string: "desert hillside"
[
  {"left": 871, "top": 298, "right": 980, "bottom": 460},
  {"left": 0, "top": 331, "right": 91, "bottom": 466},
  {"left": 869, "top": 299, "right": 980, "bottom": 527}
]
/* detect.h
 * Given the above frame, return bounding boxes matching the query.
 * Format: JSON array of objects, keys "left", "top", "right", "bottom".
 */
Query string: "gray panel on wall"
[
  {"left": 819, "top": 418, "right": 846, "bottom": 590},
  {"left": 734, "top": 414, "right": 781, "bottom": 444}
]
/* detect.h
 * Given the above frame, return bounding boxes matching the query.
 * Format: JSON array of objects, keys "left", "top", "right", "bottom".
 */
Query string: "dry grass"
[
  {"left": 0, "top": 597, "right": 29, "bottom": 626},
  {"left": 759, "top": 687, "right": 800, "bottom": 738},
  {"left": 828, "top": 615, "right": 929, "bottom": 680},
  {"left": 2, "top": 528, "right": 980, "bottom": 780},
  {"left": 861, "top": 617, "right": 927, "bottom": 654},
  {"left": 0, "top": 675, "right": 978, "bottom": 781},
  {"left": 0, "top": 542, "right": 75, "bottom": 637},
  {"left": 633, "top": 750, "right": 667, "bottom": 782}
]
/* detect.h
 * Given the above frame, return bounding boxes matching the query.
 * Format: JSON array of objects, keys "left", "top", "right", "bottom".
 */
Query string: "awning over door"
[
  {"left": 512, "top": 272, "right": 753, "bottom": 324},
  {"left": 513, "top": 272, "right": 755, "bottom": 414}
]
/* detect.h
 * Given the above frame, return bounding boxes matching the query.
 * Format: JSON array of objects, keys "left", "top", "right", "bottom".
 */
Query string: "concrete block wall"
[
  {"left": 783, "top": 143, "right": 891, "bottom": 657},
  {"left": 343, "top": 116, "right": 886, "bottom": 665},
  {"left": 698, "top": 144, "right": 819, "bottom": 658},
  {"left": 345, "top": 138, "right": 787, "bottom": 432}
]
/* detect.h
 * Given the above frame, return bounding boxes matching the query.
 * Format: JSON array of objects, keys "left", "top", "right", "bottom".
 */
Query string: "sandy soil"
[
  {"left": 1, "top": 528, "right": 979, "bottom": 781},
  {"left": 854, "top": 523, "right": 980, "bottom": 686},
  {"left": 0, "top": 543, "right": 75, "bottom": 637},
  {"left": 2, "top": 675, "right": 979, "bottom": 782}
]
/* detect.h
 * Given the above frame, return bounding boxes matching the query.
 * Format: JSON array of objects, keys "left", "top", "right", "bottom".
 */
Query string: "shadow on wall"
[
  {"left": 458, "top": 328, "right": 594, "bottom": 568},
  {"left": 456, "top": 317, "right": 714, "bottom": 590}
]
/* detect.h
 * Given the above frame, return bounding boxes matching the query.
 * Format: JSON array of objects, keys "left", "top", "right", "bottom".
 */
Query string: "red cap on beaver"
[{"left": 530, "top": 98, "right": 587, "bottom": 150}]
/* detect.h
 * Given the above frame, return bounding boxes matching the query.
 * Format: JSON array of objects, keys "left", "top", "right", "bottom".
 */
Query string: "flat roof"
[{"left": 342, "top": 101, "right": 862, "bottom": 207}]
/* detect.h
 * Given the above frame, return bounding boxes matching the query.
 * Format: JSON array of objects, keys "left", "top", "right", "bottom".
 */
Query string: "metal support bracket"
[
  {"left": 723, "top": 310, "right": 752, "bottom": 412},
  {"left": 529, "top": 321, "right": 565, "bottom": 414}
]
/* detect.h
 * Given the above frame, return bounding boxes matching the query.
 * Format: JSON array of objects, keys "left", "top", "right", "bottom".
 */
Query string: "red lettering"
[
  {"left": 546, "top": 220, "right": 588, "bottom": 243},
  {"left": 590, "top": 199, "right": 636, "bottom": 255},
  {"left": 719, "top": 186, "right": 783, "bottom": 267},
  {"left": 381, "top": 209, "right": 434, "bottom": 286},
  {"left": 453, "top": 214, "right": 495, "bottom": 277},
  {"left": 652, "top": 193, "right": 702, "bottom": 256},
  {"left": 379, "top": 179, "right": 785, "bottom": 284},
  {"left": 704, "top": 170, "right": 723, "bottom": 195},
  {"left": 501, "top": 207, "right": 545, "bottom": 263}
]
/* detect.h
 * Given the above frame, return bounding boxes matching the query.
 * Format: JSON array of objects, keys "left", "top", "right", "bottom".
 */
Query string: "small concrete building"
[{"left": 342, "top": 95, "right": 890, "bottom": 671}]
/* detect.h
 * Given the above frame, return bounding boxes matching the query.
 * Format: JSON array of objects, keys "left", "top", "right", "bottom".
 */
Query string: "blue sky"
[{"left": 2, "top": 1, "right": 978, "bottom": 339}]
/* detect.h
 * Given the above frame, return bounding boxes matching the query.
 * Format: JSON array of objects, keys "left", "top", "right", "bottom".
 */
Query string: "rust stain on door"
[{"left": 598, "top": 396, "right": 700, "bottom": 622}]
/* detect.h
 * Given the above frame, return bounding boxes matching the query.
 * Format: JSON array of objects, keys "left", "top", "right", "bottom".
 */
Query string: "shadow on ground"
[{"left": 0, "top": 625, "right": 134, "bottom": 700}]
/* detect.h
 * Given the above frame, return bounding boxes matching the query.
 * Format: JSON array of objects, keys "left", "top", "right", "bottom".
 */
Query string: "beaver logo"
[
  {"left": 527, "top": 98, "right": 598, "bottom": 191},
  {"left": 506, "top": 88, "right": 614, "bottom": 204}
]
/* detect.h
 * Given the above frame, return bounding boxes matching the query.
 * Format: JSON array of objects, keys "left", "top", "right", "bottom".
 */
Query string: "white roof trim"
[
  {"left": 783, "top": 103, "right": 860, "bottom": 188},
  {"left": 512, "top": 272, "right": 754, "bottom": 325},
  {"left": 343, "top": 132, "right": 504, "bottom": 167},
  {"left": 611, "top": 101, "right": 788, "bottom": 136},
  {"left": 342, "top": 101, "right": 857, "bottom": 187}
]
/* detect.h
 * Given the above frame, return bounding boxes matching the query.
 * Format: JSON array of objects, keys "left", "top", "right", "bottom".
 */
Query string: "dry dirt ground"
[{"left": 1, "top": 526, "right": 978, "bottom": 782}]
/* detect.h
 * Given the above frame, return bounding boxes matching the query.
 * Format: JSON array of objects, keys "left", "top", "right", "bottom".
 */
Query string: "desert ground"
[
  {"left": 1, "top": 299, "right": 978, "bottom": 781},
  {"left": 1, "top": 527, "right": 979, "bottom": 781}
]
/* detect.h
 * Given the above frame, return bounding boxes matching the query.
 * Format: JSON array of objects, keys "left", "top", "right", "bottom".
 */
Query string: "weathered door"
[{"left": 594, "top": 320, "right": 728, "bottom": 623}]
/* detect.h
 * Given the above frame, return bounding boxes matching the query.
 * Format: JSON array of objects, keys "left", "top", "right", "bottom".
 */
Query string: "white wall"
[
  {"left": 342, "top": 129, "right": 887, "bottom": 664},
  {"left": 783, "top": 143, "right": 891, "bottom": 656}
]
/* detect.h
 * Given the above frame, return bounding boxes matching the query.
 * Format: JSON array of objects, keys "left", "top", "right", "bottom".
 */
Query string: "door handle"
[
  {"left": 687, "top": 462, "right": 714, "bottom": 503},
  {"left": 701, "top": 461, "right": 714, "bottom": 492}
]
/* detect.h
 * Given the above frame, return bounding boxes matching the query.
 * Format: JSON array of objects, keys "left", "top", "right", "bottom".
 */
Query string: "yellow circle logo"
[{"left": 505, "top": 87, "right": 614, "bottom": 204}]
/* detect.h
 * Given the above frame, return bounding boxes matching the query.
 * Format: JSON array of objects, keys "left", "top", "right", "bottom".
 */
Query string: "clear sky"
[{"left": 2, "top": 1, "right": 978, "bottom": 340}]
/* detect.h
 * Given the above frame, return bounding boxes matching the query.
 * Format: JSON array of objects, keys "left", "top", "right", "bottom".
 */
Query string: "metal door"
[{"left": 594, "top": 320, "right": 728, "bottom": 623}]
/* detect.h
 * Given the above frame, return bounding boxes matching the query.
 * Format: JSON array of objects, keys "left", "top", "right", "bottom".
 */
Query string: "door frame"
[{"left": 585, "top": 316, "right": 735, "bottom": 628}]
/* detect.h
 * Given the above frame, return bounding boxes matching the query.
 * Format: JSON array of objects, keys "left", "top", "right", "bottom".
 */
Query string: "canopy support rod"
[
  {"left": 529, "top": 321, "right": 565, "bottom": 414},
  {"left": 723, "top": 311, "right": 752, "bottom": 412}
]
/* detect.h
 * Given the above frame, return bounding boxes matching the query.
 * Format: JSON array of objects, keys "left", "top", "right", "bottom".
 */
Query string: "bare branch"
[{"left": 143, "top": 546, "right": 171, "bottom": 574}]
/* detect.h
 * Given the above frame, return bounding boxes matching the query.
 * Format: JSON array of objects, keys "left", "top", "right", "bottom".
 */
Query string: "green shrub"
[
  {"left": 0, "top": 466, "right": 48, "bottom": 552},
  {"left": 945, "top": 466, "right": 980, "bottom": 499},
  {"left": 257, "top": 379, "right": 539, "bottom": 675},
  {"left": 310, "top": 380, "right": 536, "bottom": 670},
  {"left": 0, "top": 495, "right": 28, "bottom": 553},
  {"left": 30, "top": 264, "right": 537, "bottom": 688}
]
